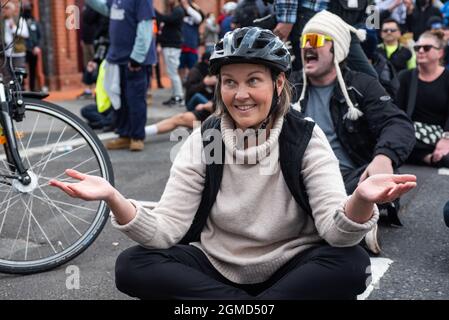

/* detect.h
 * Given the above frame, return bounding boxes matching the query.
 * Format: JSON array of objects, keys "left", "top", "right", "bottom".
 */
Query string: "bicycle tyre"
[{"left": 0, "top": 98, "right": 114, "bottom": 274}]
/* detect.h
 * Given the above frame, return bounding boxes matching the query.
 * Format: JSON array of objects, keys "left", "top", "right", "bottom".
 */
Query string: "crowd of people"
[{"left": 7, "top": 0, "right": 446, "bottom": 300}]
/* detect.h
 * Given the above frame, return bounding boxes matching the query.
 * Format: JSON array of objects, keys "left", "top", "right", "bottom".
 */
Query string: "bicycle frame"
[{"left": 0, "top": 75, "right": 31, "bottom": 185}]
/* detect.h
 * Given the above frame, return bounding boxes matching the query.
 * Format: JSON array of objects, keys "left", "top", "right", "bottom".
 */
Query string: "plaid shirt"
[{"left": 275, "top": 0, "right": 330, "bottom": 24}]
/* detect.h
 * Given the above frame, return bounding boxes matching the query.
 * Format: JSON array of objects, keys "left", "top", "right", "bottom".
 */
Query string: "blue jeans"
[{"left": 186, "top": 93, "right": 209, "bottom": 112}]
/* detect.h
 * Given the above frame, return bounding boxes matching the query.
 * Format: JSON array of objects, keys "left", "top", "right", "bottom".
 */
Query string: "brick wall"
[
  {"left": 48, "top": 0, "right": 82, "bottom": 90},
  {"left": 13, "top": 0, "right": 232, "bottom": 91}
]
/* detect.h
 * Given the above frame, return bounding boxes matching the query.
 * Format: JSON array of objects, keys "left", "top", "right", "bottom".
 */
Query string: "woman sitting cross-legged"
[{"left": 49, "top": 27, "right": 416, "bottom": 300}]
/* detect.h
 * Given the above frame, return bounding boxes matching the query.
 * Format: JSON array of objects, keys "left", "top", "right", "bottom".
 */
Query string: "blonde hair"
[
  {"left": 213, "top": 72, "right": 292, "bottom": 119},
  {"left": 419, "top": 30, "right": 446, "bottom": 65}
]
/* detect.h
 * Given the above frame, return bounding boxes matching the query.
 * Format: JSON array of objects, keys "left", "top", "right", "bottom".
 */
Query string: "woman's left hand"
[
  {"left": 432, "top": 138, "right": 449, "bottom": 162},
  {"left": 355, "top": 174, "right": 417, "bottom": 204}
]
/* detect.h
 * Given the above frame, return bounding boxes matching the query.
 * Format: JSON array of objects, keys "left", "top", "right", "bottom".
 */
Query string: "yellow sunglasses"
[{"left": 301, "top": 33, "right": 333, "bottom": 48}]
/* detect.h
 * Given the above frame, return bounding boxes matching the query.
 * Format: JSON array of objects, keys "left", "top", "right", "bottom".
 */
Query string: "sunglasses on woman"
[
  {"left": 301, "top": 33, "right": 333, "bottom": 48},
  {"left": 413, "top": 45, "right": 441, "bottom": 52}
]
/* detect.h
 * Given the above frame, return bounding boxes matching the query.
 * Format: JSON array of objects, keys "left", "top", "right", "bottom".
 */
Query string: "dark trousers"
[
  {"left": 115, "top": 244, "right": 370, "bottom": 300},
  {"left": 116, "top": 65, "right": 151, "bottom": 140},
  {"left": 80, "top": 103, "right": 113, "bottom": 127},
  {"left": 26, "top": 51, "right": 38, "bottom": 91},
  {"left": 407, "top": 139, "right": 449, "bottom": 168}
]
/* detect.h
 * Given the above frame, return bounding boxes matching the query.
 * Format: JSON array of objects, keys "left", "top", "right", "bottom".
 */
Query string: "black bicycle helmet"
[{"left": 209, "top": 27, "right": 291, "bottom": 75}]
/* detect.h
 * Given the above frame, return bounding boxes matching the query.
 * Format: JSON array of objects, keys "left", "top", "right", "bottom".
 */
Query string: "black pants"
[
  {"left": 115, "top": 244, "right": 370, "bottom": 300},
  {"left": 407, "top": 139, "right": 449, "bottom": 168},
  {"left": 26, "top": 51, "right": 38, "bottom": 91}
]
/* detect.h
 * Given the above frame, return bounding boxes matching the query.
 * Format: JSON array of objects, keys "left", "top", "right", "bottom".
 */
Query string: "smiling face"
[
  {"left": 220, "top": 63, "right": 285, "bottom": 130},
  {"left": 301, "top": 35, "right": 336, "bottom": 83},
  {"left": 415, "top": 35, "right": 444, "bottom": 66}
]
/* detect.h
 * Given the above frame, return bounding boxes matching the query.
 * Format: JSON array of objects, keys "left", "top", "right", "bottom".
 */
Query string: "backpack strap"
[
  {"left": 179, "top": 116, "right": 224, "bottom": 244},
  {"left": 279, "top": 109, "right": 315, "bottom": 218},
  {"left": 180, "top": 110, "right": 316, "bottom": 243},
  {"left": 406, "top": 69, "right": 418, "bottom": 118}
]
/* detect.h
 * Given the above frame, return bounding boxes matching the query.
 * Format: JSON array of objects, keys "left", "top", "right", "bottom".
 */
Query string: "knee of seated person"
[
  {"left": 115, "top": 246, "right": 169, "bottom": 296},
  {"left": 115, "top": 247, "right": 137, "bottom": 294},
  {"left": 340, "top": 246, "right": 372, "bottom": 293}
]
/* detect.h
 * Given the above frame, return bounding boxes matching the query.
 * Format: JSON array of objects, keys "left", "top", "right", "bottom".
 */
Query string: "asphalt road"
[{"left": 0, "top": 91, "right": 448, "bottom": 300}]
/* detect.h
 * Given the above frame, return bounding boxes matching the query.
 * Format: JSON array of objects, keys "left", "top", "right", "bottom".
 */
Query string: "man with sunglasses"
[
  {"left": 272, "top": 0, "right": 377, "bottom": 79},
  {"left": 377, "top": 18, "right": 416, "bottom": 73},
  {"left": 294, "top": 11, "right": 415, "bottom": 254}
]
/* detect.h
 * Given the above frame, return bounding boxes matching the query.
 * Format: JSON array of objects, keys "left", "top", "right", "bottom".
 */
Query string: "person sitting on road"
[
  {"left": 293, "top": 11, "right": 416, "bottom": 253},
  {"left": 377, "top": 18, "right": 416, "bottom": 74},
  {"left": 397, "top": 30, "right": 449, "bottom": 168},
  {"left": 184, "top": 52, "right": 216, "bottom": 112},
  {"left": 80, "top": 60, "right": 115, "bottom": 132},
  {"left": 49, "top": 27, "right": 417, "bottom": 300},
  {"left": 144, "top": 100, "right": 213, "bottom": 138}
]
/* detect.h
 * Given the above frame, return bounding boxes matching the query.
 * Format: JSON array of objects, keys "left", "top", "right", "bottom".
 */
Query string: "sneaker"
[
  {"left": 162, "top": 96, "right": 183, "bottom": 106},
  {"left": 386, "top": 200, "right": 402, "bottom": 227},
  {"left": 77, "top": 90, "right": 93, "bottom": 100},
  {"left": 129, "top": 139, "right": 144, "bottom": 152},
  {"left": 106, "top": 137, "right": 130, "bottom": 150},
  {"left": 364, "top": 224, "right": 381, "bottom": 255}
]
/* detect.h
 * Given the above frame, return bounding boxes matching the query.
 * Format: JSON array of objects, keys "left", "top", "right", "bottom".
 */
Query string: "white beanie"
[{"left": 298, "top": 10, "right": 367, "bottom": 120}]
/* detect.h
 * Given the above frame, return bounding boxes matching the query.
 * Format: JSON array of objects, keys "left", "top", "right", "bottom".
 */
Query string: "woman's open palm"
[
  {"left": 49, "top": 169, "right": 115, "bottom": 202},
  {"left": 356, "top": 174, "right": 417, "bottom": 204}
]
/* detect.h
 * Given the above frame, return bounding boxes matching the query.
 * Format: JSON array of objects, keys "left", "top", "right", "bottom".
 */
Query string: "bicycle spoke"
[
  {"left": 25, "top": 193, "right": 34, "bottom": 260},
  {"left": 19, "top": 196, "right": 57, "bottom": 255},
  {"left": 30, "top": 192, "right": 94, "bottom": 224},
  {"left": 37, "top": 168, "right": 101, "bottom": 187},
  {"left": 0, "top": 189, "right": 15, "bottom": 239},
  {"left": 0, "top": 192, "right": 22, "bottom": 208},
  {"left": 24, "top": 112, "right": 41, "bottom": 151},
  {"left": 26, "top": 129, "right": 80, "bottom": 165},
  {"left": 31, "top": 143, "right": 88, "bottom": 174},
  {"left": 37, "top": 184, "right": 91, "bottom": 226},
  {"left": 28, "top": 131, "right": 82, "bottom": 170},
  {"left": 34, "top": 117, "right": 55, "bottom": 173},
  {"left": 32, "top": 187, "right": 72, "bottom": 249},
  {"left": 35, "top": 125, "right": 68, "bottom": 177},
  {"left": 9, "top": 196, "right": 31, "bottom": 259}
]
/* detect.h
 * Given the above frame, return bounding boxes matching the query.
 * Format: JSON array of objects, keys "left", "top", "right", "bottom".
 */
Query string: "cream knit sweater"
[{"left": 111, "top": 114, "right": 379, "bottom": 284}]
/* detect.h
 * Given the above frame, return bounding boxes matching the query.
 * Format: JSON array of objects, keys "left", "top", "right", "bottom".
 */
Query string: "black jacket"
[
  {"left": 376, "top": 43, "right": 413, "bottom": 74},
  {"left": 296, "top": 68, "right": 415, "bottom": 168},
  {"left": 180, "top": 109, "right": 315, "bottom": 244},
  {"left": 156, "top": 6, "right": 185, "bottom": 48},
  {"left": 185, "top": 61, "right": 212, "bottom": 102}
]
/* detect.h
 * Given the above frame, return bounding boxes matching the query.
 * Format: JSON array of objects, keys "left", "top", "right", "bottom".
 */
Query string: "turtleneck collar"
[{"left": 220, "top": 113, "right": 284, "bottom": 164}]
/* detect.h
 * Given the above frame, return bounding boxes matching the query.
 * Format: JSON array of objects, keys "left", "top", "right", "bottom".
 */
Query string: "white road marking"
[
  {"left": 438, "top": 168, "right": 449, "bottom": 176},
  {"left": 358, "top": 257, "right": 393, "bottom": 300}
]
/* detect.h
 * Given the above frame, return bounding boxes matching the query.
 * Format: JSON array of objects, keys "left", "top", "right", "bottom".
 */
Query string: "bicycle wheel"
[{"left": 0, "top": 98, "right": 114, "bottom": 274}]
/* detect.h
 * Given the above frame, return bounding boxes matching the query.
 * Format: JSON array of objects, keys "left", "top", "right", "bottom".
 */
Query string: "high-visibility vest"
[{"left": 96, "top": 60, "right": 112, "bottom": 113}]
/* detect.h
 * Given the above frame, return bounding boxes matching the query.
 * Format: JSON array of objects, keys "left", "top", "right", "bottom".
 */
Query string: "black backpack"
[{"left": 179, "top": 109, "right": 316, "bottom": 244}]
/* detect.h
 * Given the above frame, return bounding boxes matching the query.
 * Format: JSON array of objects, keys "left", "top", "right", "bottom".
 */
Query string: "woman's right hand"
[{"left": 49, "top": 169, "right": 115, "bottom": 202}]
